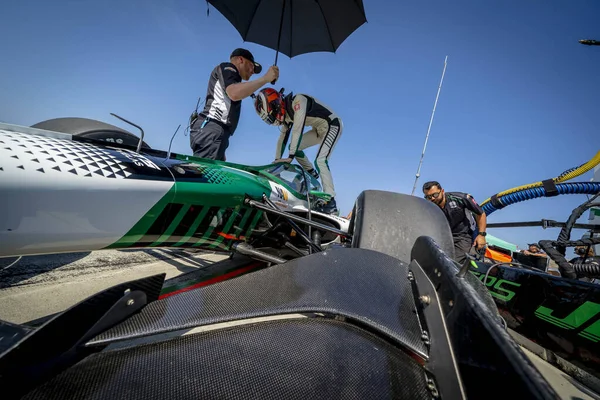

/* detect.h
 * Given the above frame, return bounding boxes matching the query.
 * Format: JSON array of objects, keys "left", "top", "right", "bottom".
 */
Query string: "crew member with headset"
[{"left": 569, "top": 245, "right": 600, "bottom": 283}]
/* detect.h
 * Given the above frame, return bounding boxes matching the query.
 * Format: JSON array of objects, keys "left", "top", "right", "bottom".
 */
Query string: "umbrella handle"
[
  {"left": 270, "top": 50, "right": 279, "bottom": 84},
  {"left": 270, "top": 0, "right": 284, "bottom": 85}
]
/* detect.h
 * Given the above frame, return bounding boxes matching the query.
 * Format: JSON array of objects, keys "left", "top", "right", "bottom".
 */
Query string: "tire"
[
  {"left": 31, "top": 117, "right": 151, "bottom": 149},
  {"left": 350, "top": 190, "right": 455, "bottom": 263}
]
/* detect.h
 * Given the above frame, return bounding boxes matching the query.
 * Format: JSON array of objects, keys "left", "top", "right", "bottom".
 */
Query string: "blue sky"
[{"left": 1, "top": 0, "right": 598, "bottom": 250}]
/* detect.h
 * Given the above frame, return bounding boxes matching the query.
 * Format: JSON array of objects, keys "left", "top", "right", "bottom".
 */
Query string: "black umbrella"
[{"left": 206, "top": 0, "right": 368, "bottom": 65}]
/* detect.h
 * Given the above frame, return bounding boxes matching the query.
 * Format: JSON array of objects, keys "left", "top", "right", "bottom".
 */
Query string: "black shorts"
[{"left": 189, "top": 119, "right": 231, "bottom": 161}]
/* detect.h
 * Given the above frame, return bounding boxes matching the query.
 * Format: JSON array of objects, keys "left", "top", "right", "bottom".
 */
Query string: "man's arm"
[
  {"left": 462, "top": 193, "right": 487, "bottom": 249},
  {"left": 225, "top": 66, "right": 279, "bottom": 101},
  {"left": 287, "top": 95, "right": 309, "bottom": 159},
  {"left": 531, "top": 252, "right": 548, "bottom": 258},
  {"left": 473, "top": 211, "right": 487, "bottom": 250},
  {"left": 275, "top": 124, "right": 291, "bottom": 159},
  {"left": 474, "top": 212, "right": 487, "bottom": 236},
  {"left": 226, "top": 77, "right": 270, "bottom": 101}
]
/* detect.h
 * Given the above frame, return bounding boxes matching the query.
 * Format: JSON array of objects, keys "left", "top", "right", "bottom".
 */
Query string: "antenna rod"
[{"left": 411, "top": 55, "right": 448, "bottom": 196}]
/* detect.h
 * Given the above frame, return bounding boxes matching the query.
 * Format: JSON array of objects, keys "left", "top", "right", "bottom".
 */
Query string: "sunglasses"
[{"left": 424, "top": 191, "right": 442, "bottom": 200}]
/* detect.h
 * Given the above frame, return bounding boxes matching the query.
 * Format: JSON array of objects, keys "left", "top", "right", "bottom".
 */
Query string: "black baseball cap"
[{"left": 230, "top": 48, "right": 262, "bottom": 74}]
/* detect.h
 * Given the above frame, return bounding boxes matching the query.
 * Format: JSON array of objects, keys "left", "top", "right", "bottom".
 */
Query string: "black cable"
[
  {"left": 556, "top": 192, "right": 600, "bottom": 255},
  {"left": 299, "top": 164, "right": 314, "bottom": 253},
  {"left": 539, "top": 237, "right": 600, "bottom": 279}
]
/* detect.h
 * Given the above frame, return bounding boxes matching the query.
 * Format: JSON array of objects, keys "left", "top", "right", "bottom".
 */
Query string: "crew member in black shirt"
[
  {"left": 422, "top": 181, "right": 488, "bottom": 264},
  {"left": 190, "top": 48, "right": 279, "bottom": 161}
]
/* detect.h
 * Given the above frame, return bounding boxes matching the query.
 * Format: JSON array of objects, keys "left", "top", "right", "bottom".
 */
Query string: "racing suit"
[{"left": 276, "top": 92, "right": 343, "bottom": 198}]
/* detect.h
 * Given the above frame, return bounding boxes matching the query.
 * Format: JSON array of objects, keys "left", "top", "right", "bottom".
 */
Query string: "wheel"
[
  {"left": 31, "top": 117, "right": 151, "bottom": 149},
  {"left": 350, "top": 190, "right": 455, "bottom": 263}
]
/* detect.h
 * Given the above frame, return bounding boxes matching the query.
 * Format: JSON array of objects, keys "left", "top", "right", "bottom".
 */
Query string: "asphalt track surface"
[{"left": 0, "top": 248, "right": 229, "bottom": 324}]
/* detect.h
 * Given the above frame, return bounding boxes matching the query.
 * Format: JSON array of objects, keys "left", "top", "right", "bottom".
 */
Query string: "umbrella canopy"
[
  {"left": 207, "top": 0, "right": 368, "bottom": 63},
  {"left": 579, "top": 39, "right": 600, "bottom": 46}
]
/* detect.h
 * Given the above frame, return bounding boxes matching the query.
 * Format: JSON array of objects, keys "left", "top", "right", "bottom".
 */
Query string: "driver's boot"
[
  {"left": 321, "top": 197, "right": 338, "bottom": 215},
  {"left": 307, "top": 168, "right": 320, "bottom": 180}
]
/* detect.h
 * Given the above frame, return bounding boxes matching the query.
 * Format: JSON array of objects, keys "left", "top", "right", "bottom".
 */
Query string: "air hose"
[
  {"left": 480, "top": 150, "right": 600, "bottom": 212},
  {"left": 571, "top": 259, "right": 600, "bottom": 279},
  {"left": 539, "top": 237, "right": 600, "bottom": 279},
  {"left": 537, "top": 193, "right": 600, "bottom": 279},
  {"left": 555, "top": 192, "right": 600, "bottom": 254},
  {"left": 481, "top": 182, "right": 600, "bottom": 216}
]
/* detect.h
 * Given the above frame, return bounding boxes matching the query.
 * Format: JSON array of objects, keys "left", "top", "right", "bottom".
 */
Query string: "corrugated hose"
[
  {"left": 482, "top": 182, "right": 600, "bottom": 216},
  {"left": 480, "top": 150, "right": 600, "bottom": 212}
]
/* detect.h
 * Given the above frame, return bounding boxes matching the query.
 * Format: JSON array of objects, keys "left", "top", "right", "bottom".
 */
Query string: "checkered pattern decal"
[
  {"left": 191, "top": 165, "right": 232, "bottom": 185},
  {"left": 0, "top": 130, "right": 135, "bottom": 179}
]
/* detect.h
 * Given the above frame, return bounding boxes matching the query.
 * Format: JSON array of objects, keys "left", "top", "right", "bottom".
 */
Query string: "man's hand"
[
  {"left": 273, "top": 157, "right": 292, "bottom": 164},
  {"left": 264, "top": 65, "right": 279, "bottom": 84},
  {"left": 226, "top": 65, "right": 281, "bottom": 100},
  {"left": 473, "top": 235, "right": 486, "bottom": 251}
]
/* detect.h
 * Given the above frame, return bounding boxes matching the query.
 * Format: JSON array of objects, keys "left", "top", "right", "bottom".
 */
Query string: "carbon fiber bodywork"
[
  {"left": 89, "top": 248, "right": 427, "bottom": 357},
  {"left": 24, "top": 319, "right": 431, "bottom": 400},
  {"left": 0, "top": 240, "right": 560, "bottom": 399}
]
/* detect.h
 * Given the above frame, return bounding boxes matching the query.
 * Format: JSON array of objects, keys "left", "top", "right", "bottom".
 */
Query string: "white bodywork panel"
[{"left": 0, "top": 130, "right": 173, "bottom": 257}]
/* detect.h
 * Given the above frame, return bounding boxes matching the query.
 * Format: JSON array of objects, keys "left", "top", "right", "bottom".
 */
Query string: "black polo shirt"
[
  {"left": 199, "top": 62, "right": 242, "bottom": 134},
  {"left": 441, "top": 192, "right": 484, "bottom": 239}
]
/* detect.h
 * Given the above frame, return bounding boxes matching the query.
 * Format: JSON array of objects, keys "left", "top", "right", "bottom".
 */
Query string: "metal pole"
[
  {"left": 411, "top": 56, "right": 448, "bottom": 196},
  {"left": 273, "top": 0, "right": 286, "bottom": 66}
]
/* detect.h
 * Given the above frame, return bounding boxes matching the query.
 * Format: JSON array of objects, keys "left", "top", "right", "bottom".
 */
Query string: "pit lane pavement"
[{"left": 0, "top": 248, "right": 229, "bottom": 324}]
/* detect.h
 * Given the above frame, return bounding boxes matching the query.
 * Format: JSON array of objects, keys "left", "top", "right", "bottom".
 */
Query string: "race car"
[
  {"left": 0, "top": 116, "right": 349, "bottom": 263},
  {"left": 0, "top": 116, "right": 580, "bottom": 399}
]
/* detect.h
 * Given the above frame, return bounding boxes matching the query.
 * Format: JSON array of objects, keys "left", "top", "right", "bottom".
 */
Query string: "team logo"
[
  {"left": 114, "top": 148, "right": 161, "bottom": 170},
  {"left": 467, "top": 194, "right": 479, "bottom": 206},
  {"left": 274, "top": 186, "right": 288, "bottom": 201},
  {"left": 102, "top": 137, "right": 124, "bottom": 144}
]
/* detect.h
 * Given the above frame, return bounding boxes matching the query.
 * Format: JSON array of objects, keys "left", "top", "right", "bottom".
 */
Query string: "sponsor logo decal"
[
  {"left": 471, "top": 267, "right": 600, "bottom": 343},
  {"left": 103, "top": 137, "right": 124, "bottom": 144},
  {"left": 115, "top": 149, "right": 161, "bottom": 170},
  {"left": 470, "top": 270, "right": 521, "bottom": 302},
  {"left": 274, "top": 185, "right": 288, "bottom": 201}
]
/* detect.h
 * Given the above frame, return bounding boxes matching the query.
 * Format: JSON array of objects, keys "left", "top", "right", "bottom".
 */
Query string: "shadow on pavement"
[
  {"left": 143, "top": 249, "right": 225, "bottom": 273},
  {"left": 0, "top": 248, "right": 225, "bottom": 289},
  {"left": 0, "top": 252, "right": 91, "bottom": 289}
]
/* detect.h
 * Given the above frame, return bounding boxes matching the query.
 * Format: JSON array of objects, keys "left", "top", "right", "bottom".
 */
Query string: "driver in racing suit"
[{"left": 253, "top": 88, "right": 342, "bottom": 215}]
